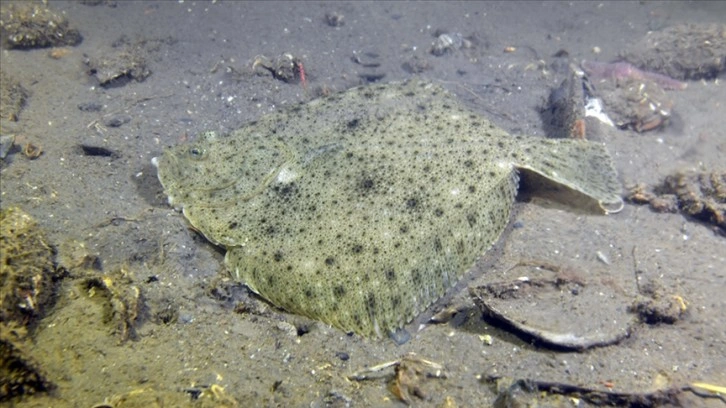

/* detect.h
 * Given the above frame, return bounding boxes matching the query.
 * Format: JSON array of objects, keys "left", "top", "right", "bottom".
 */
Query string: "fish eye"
[{"left": 188, "top": 147, "right": 206, "bottom": 159}]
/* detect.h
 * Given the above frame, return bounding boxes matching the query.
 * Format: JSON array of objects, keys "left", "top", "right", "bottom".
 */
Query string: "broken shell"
[
  {"left": 324, "top": 12, "right": 344, "bottom": 27},
  {"left": 22, "top": 143, "right": 42, "bottom": 159},
  {"left": 431, "top": 32, "right": 471, "bottom": 56}
]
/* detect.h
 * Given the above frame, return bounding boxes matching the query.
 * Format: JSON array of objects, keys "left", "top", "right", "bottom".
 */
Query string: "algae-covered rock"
[
  {"left": 621, "top": 23, "right": 726, "bottom": 81},
  {"left": 0, "top": 70, "right": 29, "bottom": 122},
  {"left": 0, "top": 3, "right": 82, "bottom": 49},
  {"left": 0, "top": 207, "right": 58, "bottom": 325},
  {"left": 0, "top": 323, "right": 52, "bottom": 401}
]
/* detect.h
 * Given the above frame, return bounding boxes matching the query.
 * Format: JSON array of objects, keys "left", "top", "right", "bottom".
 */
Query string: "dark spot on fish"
[
  {"left": 392, "top": 295, "right": 401, "bottom": 307},
  {"left": 273, "top": 182, "right": 298, "bottom": 200},
  {"left": 366, "top": 293, "right": 376, "bottom": 316},
  {"left": 347, "top": 118, "right": 360, "bottom": 129},
  {"left": 433, "top": 237, "right": 442, "bottom": 252},
  {"left": 412, "top": 269, "right": 422, "bottom": 285},
  {"left": 361, "top": 178, "right": 375, "bottom": 190}
]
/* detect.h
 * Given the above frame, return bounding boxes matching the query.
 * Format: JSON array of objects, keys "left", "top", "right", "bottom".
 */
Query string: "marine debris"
[
  {"left": 627, "top": 170, "right": 725, "bottom": 235},
  {"left": 484, "top": 375, "right": 726, "bottom": 407},
  {"left": 469, "top": 261, "right": 634, "bottom": 351},
  {"left": 349, "top": 353, "right": 447, "bottom": 405}
]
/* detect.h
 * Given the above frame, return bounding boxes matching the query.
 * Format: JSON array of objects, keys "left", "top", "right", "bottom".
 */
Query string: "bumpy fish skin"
[{"left": 154, "top": 80, "right": 622, "bottom": 338}]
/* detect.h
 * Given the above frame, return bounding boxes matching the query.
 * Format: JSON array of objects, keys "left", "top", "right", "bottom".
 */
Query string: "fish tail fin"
[{"left": 515, "top": 138, "right": 624, "bottom": 214}]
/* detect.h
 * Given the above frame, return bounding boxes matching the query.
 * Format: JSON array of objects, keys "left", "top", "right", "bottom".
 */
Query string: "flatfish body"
[{"left": 153, "top": 80, "right": 622, "bottom": 338}]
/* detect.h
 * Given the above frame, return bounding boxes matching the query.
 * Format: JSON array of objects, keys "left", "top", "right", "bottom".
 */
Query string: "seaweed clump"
[
  {"left": 0, "top": 207, "right": 58, "bottom": 400},
  {"left": 0, "top": 324, "right": 52, "bottom": 400},
  {"left": 0, "top": 69, "right": 29, "bottom": 122},
  {"left": 1, "top": 207, "right": 58, "bottom": 325},
  {"left": 0, "top": 3, "right": 82, "bottom": 49}
]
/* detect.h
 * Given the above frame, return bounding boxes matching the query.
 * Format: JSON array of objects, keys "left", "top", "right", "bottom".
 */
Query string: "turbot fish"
[{"left": 153, "top": 80, "right": 623, "bottom": 338}]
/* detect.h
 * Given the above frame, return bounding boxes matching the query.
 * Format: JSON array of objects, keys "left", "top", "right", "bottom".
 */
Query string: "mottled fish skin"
[{"left": 154, "top": 80, "right": 623, "bottom": 338}]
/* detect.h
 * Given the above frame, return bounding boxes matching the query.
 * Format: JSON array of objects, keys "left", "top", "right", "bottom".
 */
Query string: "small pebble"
[
  {"left": 389, "top": 327, "right": 411, "bottom": 345},
  {"left": 178, "top": 313, "right": 194, "bottom": 324},
  {"left": 77, "top": 102, "right": 103, "bottom": 112},
  {"left": 596, "top": 250, "right": 610, "bottom": 265},
  {"left": 324, "top": 12, "right": 344, "bottom": 27},
  {"left": 0, "top": 134, "right": 16, "bottom": 159},
  {"left": 104, "top": 115, "right": 131, "bottom": 128}
]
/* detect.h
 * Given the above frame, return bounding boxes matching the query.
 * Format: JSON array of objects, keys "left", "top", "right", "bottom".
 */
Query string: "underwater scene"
[{"left": 1, "top": 1, "right": 725, "bottom": 406}]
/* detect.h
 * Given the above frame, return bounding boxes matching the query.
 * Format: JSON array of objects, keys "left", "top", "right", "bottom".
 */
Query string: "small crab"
[
  {"left": 252, "top": 53, "right": 306, "bottom": 88},
  {"left": 588, "top": 75, "right": 673, "bottom": 133},
  {"left": 619, "top": 78, "right": 673, "bottom": 132}
]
